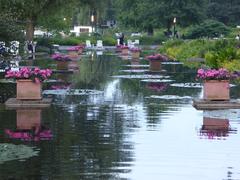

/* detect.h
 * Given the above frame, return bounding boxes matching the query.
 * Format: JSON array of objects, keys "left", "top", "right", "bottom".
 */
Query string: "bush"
[
  {"left": 139, "top": 32, "right": 167, "bottom": 45},
  {"left": 185, "top": 20, "right": 230, "bottom": 39}
]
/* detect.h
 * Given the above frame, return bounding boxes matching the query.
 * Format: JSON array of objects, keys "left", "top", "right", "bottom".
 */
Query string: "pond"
[{"left": 1, "top": 51, "right": 240, "bottom": 180}]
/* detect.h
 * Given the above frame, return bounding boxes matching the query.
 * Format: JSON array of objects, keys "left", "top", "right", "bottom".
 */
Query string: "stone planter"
[
  {"left": 149, "top": 60, "right": 161, "bottom": 72},
  {"left": 121, "top": 49, "right": 128, "bottom": 55},
  {"left": 131, "top": 51, "right": 140, "bottom": 59},
  {"left": 16, "top": 79, "right": 42, "bottom": 100},
  {"left": 203, "top": 80, "right": 230, "bottom": 100},
  {"left": 57, "top": 61, "right": 69, "bottom": 70},
  {"left": 68, "top": 51, "right": 78, "bottom": 57}
]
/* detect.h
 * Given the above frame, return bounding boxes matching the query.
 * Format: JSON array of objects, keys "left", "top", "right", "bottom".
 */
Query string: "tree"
[
  {"left": 0, "top": 0, "right": 77, "bottom": 42},
  {"left": 114, "top": 0, "right": 207, "bottom": 34}
]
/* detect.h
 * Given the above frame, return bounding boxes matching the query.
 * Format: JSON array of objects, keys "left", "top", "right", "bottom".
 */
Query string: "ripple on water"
[
  {"left": 145, "top": 95, "right": 192, "bottom": 100},
  {"left": 43, "top": 89, "right": 104, "bottom": 95},
  {"left": 141, "top": 79, "right": 174, "bottom": 83},
  {"left": 112, "top": 75, "right": 170, "bottom": 79}
]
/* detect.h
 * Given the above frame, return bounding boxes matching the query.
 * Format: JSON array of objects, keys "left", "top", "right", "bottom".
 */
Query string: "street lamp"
[
  {"left": 173, "top": 17, "right": 177, "bottom": 38},
  {"left": 91, "top": 14, "right": 95, "bottom": 33}
]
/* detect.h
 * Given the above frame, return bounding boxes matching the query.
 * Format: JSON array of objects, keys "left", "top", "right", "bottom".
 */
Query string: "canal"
[{"left": 1, "top": 51, "right": 240, "bottom": 180}]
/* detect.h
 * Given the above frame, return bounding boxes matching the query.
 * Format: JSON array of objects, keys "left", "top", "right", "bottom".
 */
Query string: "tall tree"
[
  {"left": 115, "top": 0, "right": 207, "bottom": 34},
  {"left": 0, "top": 0, "right": 77, "bottom": 41}
]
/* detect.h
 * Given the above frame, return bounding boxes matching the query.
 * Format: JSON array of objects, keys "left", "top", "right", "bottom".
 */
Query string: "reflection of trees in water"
[
  {"left": 36, "top": 105, "right": 134, "bottom": 179},
  {"left": 0, "top": 84, "right": 15, "bottom": 103},
  {"left": 73, "top": 55, "right": 121, "bottom": 89}
]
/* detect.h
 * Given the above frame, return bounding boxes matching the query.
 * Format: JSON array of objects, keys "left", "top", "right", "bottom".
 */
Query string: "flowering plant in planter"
[
  {"left": 67, "top": 45, "right": 84, "bottom": 51},
  {"left": 120, "top": 45, "right": 129, "bottom": 49},
  {"left": 146, "top": 54, "right": 168, "bottom": 61},
  {"left": 197, "top": 68, "right": 233, "bottom": 80},
  {"left": 130, "top": 47, "right": 141, "bottom": 52},
  {"left": 51, "top": 53, "right": 71, "bottom": 61},
  {"left": 5, "top": 67, "right": 52, "bottom": 83}
]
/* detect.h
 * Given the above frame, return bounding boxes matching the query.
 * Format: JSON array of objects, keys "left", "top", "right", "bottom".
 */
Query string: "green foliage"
[
  {"left": 185, "top": 20, "right": 230, "bottom": 39},
  {"left": 160, "top": 38, "right": 240, "bottom": 71},
  {"left": 138, "top": 32, "right": 167, "bottom": 45}
]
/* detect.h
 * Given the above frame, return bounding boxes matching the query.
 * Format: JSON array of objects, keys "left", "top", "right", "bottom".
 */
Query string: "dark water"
[{"left": 1, "top": 51, "right": 240, "bottom": 180}]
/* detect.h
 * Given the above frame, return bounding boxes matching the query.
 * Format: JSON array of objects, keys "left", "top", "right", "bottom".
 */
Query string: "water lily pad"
[
  {"left": 141, "top": 79, "right": 174, "bottom": 83},
  {"left": 161, "top": 62, "right": 183, "bottom": 65},
  {"left": 120, "top": 69, "right": 147, "bottom": 73},
  {"left": 112, "top": 75, "right": 170, "bottom": 79},
  {"left": 43, "top": 89, "right": 104, "bottom": 95},
  {"left": 145, "top": 95, "right": 192, "bottom": 99},
  {"left": 0, "top": 143, "right": 38, "bottom": 164},
  {"left": 123, "top": 65, "right": 149, "bottom": 67},
  {"left": 170, "top": 83, "right": 202, "bottom": 88}
]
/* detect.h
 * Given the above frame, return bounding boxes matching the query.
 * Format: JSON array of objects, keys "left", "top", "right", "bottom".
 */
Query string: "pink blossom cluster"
[
  {"left": 146, "top": 54, "right": 168, "bottom": 61},
  {"left": 130, "top": 47, "right": 141, "bottom": 52},
  {"left": 5, "top": 67, "right": 52, "bottom": 83},
  {"left": 67, "top": 45, "right": 85, "bottom": 51},
  {"left": 51, "top": 53, "right": 71, "bottom": 61},
  {"left": 120, "top": 45, "right": 129, "bottom": 49},
  {"left": 197, "top": 68, "right": 232, "bottom": 80},
  {"left": 5, "top": 128, "right": 53, "bottom": 141}
]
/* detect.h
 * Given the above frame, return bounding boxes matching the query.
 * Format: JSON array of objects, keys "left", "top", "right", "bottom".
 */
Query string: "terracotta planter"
[
  {"left": 68, "top": 51, "right": 78, "bottom": 57},
  {"left": 17, "top": 79, "right": 42, "bottom": 100},
  {"left": 131, "top": 51, "right": 140, "bottom": 59},
  {"left": 203, "top": 80, "right": 230, "bottom": 100},
  {"left": 17, "top": 109, "right": 41, "bottom": 129},
  {"left": 149, "top": 60, "right": 161, "bottom": 72},
  {"left": 121, "top": 49, "right": 128, "bottom": 55},
  {"left": 57, "top": 61, "right": 69, "bottom": 70}
]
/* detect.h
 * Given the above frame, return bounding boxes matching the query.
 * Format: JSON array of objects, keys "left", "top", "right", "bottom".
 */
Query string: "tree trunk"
[
  {"left": 147, "top": 25, "right": 154, "bottom": 36},
  {"left": 26, "top": 18, "right": 35, "bottom": 42}
]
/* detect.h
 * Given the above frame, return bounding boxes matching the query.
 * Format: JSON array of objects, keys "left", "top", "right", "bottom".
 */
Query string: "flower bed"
[
  {"left": 197, "top": 68, "right": 232, "bottom": 80},
  {"left": 5, "top": 67, "right": 52, "bottom": 83}
]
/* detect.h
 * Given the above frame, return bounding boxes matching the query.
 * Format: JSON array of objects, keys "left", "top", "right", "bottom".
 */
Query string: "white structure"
[
  {"left": 70, "top": 26, "right": 93, "bottom": 36},
  {"left": 96, "top": 40, "right": 103, "bottom": 49},
  {"left": 86, "top": 40, "right": 92, "bottom": 48}
]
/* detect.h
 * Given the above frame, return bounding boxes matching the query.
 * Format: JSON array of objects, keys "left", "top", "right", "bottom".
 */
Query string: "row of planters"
[{"left": 3, "top": 44, "right": 87, "bottom": 100}]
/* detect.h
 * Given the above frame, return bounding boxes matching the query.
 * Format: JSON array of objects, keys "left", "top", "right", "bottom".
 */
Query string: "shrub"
[{"left": 185, "top": 20, "right": 230, "bottom": 39}]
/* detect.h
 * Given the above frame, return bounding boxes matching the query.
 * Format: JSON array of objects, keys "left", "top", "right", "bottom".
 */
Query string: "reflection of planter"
[
  {"left": 201, "top": 117, "right": 230, "bottom": 138},
  {"left": 17, "top": 109, "right": 41, "bottom": 129},
  {"left": 122, "top": 49, "right": 128, "bottom": 55},
  {"left": 131, "top": 51, "right": 140, "bottom": 59},
  {"left": 78, "top": 48, "right": 83, "bottom": 55},
  {"left": 204, "top": 80, "right": 229, "bottom": 100},
  {"left": 17, "top": 80, "right": 42, "bottom": 100},
  {"left": 203, "top": 117, "right": 229, "bottom": 130},
  {"left": 57, "top": 61, "right": 69, "bottom": 70},
  {"left": 68, "top": 61, "right": 79, "bottom": 71},
  {"left": 149, "top": 60, "right": 161, "bottom": 72}
]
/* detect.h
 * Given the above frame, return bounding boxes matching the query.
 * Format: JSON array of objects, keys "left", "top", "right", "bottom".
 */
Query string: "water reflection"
[
  {"left": 5, "top": 109, "right": 52, "bottom": 141},
  {"left": 200, "top": 110, "right": 237, "bottom": 140}
]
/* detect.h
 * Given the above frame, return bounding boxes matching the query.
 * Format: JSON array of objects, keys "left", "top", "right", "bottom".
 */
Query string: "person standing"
[{"left": 119, "top": 33, "right": 124, "bottom": 45}]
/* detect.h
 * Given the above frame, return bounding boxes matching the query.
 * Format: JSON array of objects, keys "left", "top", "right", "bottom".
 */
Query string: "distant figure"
[{"left": 119, "top": 33, "right": 124, "bottom": 45}]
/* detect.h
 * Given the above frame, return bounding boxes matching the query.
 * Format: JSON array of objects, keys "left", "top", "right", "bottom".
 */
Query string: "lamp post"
[
  {"left": 91, "top": 14, "right": 95, "bottom": 33},
  {"left": 173, "top": 17, "right": 176, "bottom": 38}
]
